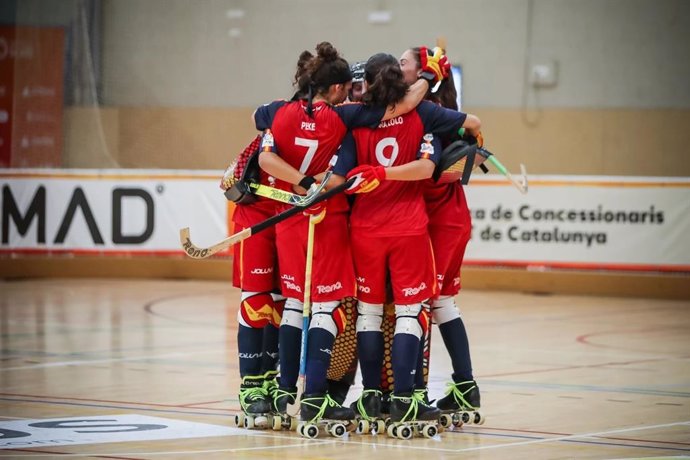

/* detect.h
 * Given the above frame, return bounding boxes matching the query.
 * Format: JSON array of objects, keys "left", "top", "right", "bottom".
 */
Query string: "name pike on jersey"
[{"left": 300, "top": 121, "right": 316, "bottom": 131}]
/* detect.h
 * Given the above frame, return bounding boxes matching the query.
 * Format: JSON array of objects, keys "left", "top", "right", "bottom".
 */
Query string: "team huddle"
[{"left": 223, "top": 42, "right": 484, "bottom": 439}]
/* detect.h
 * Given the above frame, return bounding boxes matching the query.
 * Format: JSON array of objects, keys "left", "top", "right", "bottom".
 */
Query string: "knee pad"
[
  {"left": 237, "top": 291, "right": 274, "bottom": 328},
  {"left": 271, "top": 292, "right": 286, "bottom": 328},
  {"left": 431, "top": 295, "right": 460, "bottom": 325},
  {"left": 310, "top": 301, "right": 346, "bottom": 337},
  {"left": 394, "top": 303, "right": 428, "bottom": 339},
  {"left": 356, "top": 302, "right": 383, "bottom": 333},
  {"left": 280, "top": 298, "right": 304, "bottom": 329}
]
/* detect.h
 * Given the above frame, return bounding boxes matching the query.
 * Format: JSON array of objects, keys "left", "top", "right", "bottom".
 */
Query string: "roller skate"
[
  {"left": 386, "top": 391, "right": 441, "bottom": 439},
  {"left": 297, "top": 392, "right": 355, "bottom": 439},
  {"left": 269, "top": 386, "right": 298, "bottom": 431},
  {"left": 234, "top": 375, "right": 272, "bottom": 429},
  {"left": 350, "top": 389, "right": 386, "bottom": 435},
  {"left": 436, "top": 380, "right": 485, "bottom": 429}
]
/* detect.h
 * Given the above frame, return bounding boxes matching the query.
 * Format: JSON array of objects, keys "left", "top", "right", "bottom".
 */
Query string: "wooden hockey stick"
[
  {"left": 288, "top": 209, "right": 327, "bottom": 416},
  {"left": 180, "top": 177, "right": 355, "bottom": 259},
  {"left": 478, "top": 147, "right": 529, "bottom": 194}
]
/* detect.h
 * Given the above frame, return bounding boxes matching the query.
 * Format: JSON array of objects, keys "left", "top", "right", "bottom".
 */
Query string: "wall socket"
[{"left": 531, "top": 60, "right": 558, "bottom": 88}]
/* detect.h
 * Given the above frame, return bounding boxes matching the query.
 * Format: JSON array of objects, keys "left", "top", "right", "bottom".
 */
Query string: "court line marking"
[
  {"left": 455, "top": 420, "right": 690, "bottom": 452},
  {"left": 0, "top": 350, "right": 220, "bottom": 372},
  {"left": 0, "top": 439, "right": 338, "bottom": 457}
]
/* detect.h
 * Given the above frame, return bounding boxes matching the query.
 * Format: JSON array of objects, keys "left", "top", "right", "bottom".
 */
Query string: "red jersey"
[
  {"left": 345, "top": 100, "right": 467, "bottom": 237},
  {"left": 254, "top": 99, "right": 384, "bottom": 213}
]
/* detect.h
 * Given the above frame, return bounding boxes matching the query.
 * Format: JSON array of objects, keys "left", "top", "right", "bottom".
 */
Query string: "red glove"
[
  {"left": 345, "top": 164, "right": 386, "bottom": 194},
  {"left": 419, "top": 46, "right": 451, "bottom": 84}
]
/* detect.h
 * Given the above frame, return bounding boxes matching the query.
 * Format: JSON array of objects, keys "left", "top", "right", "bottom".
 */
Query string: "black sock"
[
  {"left": 439, "top": 318, "right": 473, "bottom": 382},
  {"left": 238, "top": 324, "right": 264, "bottom": 377},
  {"left": 357, "top": 330, "right": 384, "bottom": 389}
]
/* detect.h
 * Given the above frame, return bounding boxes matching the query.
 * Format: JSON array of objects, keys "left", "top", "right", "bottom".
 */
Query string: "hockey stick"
[
  {"left": 180, "top": 177, "right": 355, "bottom": 259},
  {"left": 288, "top": 209, "right": 326, "bottom": 416},
  {"left": 478, "top": 147, "right": 529, "bottom": 194},
  {"left": 248, "top": 170, "right": 333, "bottom": 206}
]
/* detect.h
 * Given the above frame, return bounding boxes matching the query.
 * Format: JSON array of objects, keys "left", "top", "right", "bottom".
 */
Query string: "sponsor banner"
[
  {"left": 463, "top": 176, "right": 690, "bottom": 271},
  {"left": 2, "top": 170, "right": 689, "bottom": 272},
  {"left": 1, "top": 169, "right": 228, "bottom": 255},
  {"left": 0, "top": 414, "right": 250, "bottom": 449}
]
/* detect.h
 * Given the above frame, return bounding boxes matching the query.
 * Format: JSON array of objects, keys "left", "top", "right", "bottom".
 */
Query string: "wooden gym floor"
[{"left": 0, "top": 278, "right": 688, "bottom": 459}]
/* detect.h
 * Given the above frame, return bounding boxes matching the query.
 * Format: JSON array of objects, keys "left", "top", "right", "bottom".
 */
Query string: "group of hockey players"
[{"left": 221, "top": 41, "right": 484, "bottom": 439}]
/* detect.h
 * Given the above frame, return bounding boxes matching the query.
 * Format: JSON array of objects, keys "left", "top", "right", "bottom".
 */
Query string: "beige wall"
[
  {"left": 101, "top": 0, "right": 690, "bottom": 109},
  {"left": 64, "top": 106, "right": 690, "bottom": 176}
]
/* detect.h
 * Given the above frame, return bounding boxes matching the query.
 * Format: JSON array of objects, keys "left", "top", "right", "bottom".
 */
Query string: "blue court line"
[
  {"left": 483, "top": 379, "right": 690, "bottom": 398},
  {"left": 4, "top": 397, "right": 687, "bottom": 452}
]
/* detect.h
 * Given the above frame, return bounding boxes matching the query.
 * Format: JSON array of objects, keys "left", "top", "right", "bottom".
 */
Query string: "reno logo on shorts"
[
  {"left": 283, "top": 280, "right": 302, "bottom": 293},
  {"left": 316, "top": 281, "right": 342, "bottom": 294},
  {"left": 402, "top": 282, "right": 427, "bottom": 297}
]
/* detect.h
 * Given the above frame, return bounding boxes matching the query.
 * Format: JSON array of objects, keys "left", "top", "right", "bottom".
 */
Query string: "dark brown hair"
[{"left": 361, "top": 53, "right": 408, "bottom": 109}]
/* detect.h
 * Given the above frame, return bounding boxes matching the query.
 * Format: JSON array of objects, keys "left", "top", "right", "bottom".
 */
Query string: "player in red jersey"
[
  {"left": 400, "top": 46, "right": 484, "bottom": 423},
  {"left": 220, "top": 56, "right": 328, "bottom": 427},
  {"left": 340, "top": 52, "right": 480, "bottom": 432},
  {"left": 253, "top": 42, "right": 443, "bottom": 426}
]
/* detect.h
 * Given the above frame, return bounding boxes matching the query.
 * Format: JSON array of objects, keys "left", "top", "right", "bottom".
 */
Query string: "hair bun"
[{"left": 316, "top": 41, "right": 338, "bottom": 62}]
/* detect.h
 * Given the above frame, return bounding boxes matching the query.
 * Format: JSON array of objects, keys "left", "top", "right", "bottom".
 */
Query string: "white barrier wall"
[{"left": 2, "top": 170, "right": 689, "bottom": 272}]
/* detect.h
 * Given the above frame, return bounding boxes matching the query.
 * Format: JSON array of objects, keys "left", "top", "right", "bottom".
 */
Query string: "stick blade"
[{"left": 179, "top": 227, "right": 211, "bottom": 259}]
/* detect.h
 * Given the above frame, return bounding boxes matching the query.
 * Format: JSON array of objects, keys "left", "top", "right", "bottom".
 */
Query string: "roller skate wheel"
[
  {"left": 289, "top": 417, "right": 298, "bottom": 431},
  {"left": 245, "top": 416, "right": 254, "bottom": 429},
  {"left": 452, "top": 413, "right": 464, "bottom": 427},
  {"left": 297, "top": 422, "right": 305, "bottom": 436},
  {"left": 272, "top": 415, "right": 282, "bottom": 431},
  {"left": 473, "top": 411, "right": 485, "bottom": 425},
  {"left": 305, "top": 423, "right": 319, "bottom": 439},
  {"left": 422, "top": 424, "right": 437, "bottom": 438},
  {"left": 398, "top": 425, "right": 413, "bottom": 440},
  {"left": 233, "top": 413, "right": 242, "bottom": 427},
  {"left": 374, "top": 420, "right": 386, "bottom": 435},
  {"left": 439, "top": 414, "right": 452, "bottom": 428},
  {"left": 330, "top": 423, "right": 346, "bottom": 438},
  {"left": 254, "top": 416, "right": 262, "bottom": 428},
  {"left": 461, "top": 411, "right": 472, "bottom": 425},
  {"left": 357, "top": 419, "right": 369, "bottom": 434},
  {"left": 387, "top": 424, "right": 397, "bottom": 438}
]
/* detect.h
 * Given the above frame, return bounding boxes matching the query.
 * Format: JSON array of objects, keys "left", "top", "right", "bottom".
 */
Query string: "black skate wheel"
[{"left": 305, "top": 424, "right": 319, "bottom": 439}]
